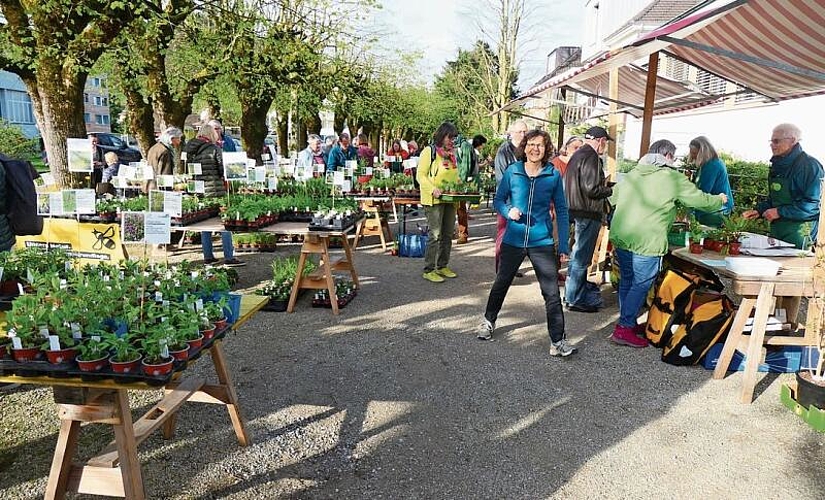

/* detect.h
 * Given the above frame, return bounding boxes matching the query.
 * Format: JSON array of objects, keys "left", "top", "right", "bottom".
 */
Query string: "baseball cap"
[{"left": 584, "top": 126, "right": 614, "bottom": 141}]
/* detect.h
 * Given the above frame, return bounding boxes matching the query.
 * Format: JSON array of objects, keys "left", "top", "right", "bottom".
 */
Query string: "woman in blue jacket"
[
  {"left": 477, "top": 130, "right": 575, "bottom": 357},
  {"left": 688, "top": 136, "right": 734, "bottom": 226}
]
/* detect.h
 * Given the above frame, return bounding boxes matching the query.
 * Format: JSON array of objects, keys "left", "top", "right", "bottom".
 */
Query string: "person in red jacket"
[{"left": 384, "top": 140, "right": 410, "bottom": 173}]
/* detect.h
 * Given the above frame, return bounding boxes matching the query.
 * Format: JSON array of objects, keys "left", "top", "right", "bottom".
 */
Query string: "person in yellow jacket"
[{"left": 417, "top": 122, "right": 460, "bottom": 283}]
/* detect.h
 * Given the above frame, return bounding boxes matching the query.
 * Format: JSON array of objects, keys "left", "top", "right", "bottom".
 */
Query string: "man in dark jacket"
[
  {"left": 563, "top": 126, "right": 613, "bottom": 312},
  {"left": 742, "top": 123, "right": 824, "bottom": 249},
  {"left": 493, "top": 120, "right": 527, "bottom": 271}
]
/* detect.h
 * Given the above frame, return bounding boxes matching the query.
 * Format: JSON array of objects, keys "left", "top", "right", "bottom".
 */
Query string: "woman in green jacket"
[{"left": 608, "top": 140, "right": 727, "bottom": 348}]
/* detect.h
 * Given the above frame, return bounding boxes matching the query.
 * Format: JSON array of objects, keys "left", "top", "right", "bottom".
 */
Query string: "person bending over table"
[
  {"left": 417, "top": 122, "right": 460, "bottom": 283},
  {"left": 688, "top": 135, "right": 733, "bottom": 227},
  {"left": 742, "top": 123, "right": 824, "bottom": 249},
  {"left": 477, "top": 129, "right": 575, "bottom": 357},
  {"left": 608, "top": 140, "right": 727, "bottom": 348}
]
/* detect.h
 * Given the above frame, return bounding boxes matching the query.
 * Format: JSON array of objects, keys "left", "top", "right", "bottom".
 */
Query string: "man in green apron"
[{"left": 743, "top": 123, "right": 824, "bottom": 249}]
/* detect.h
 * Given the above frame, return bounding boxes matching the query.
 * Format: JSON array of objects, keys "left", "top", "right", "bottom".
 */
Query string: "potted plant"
[
  {"left": 140, "top": 327, "right": 175, "bottom": 377},
  {"left": 720, "top": 215, "right": 748, "bottom": 255},
  {"left": 75, "top": 335, "right": 110, "bottom": 372},
  {"left": 5, "top": 294, "right": 45, "bottom": 362},
  {"left": 106, "top": 332, "right": 142, "bottom": 374},
  {"left": 687, "top": 216, "right": 705, "bottom": 254},
  {"left": 204, "top": 300, "right": 228, "bottom": 330},
  {"left": 41, "top": 315, "right": 79, "bottom": 365}
]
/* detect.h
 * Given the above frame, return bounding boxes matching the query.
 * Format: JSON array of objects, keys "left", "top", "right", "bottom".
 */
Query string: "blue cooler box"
[{"left": 703, "top": 343, "right": 821, "bottom": 373}]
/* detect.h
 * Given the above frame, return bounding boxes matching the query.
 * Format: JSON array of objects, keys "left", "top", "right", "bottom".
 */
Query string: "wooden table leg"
[
  {"left": 740, "top": 283, "right": 775, "bottom": 404},
  {"left": 713, "top": 296, "right": 755, "bottom": 380},
  {"left": 112, "top": 389, "right": 146, "bottom": 500},
  {"left": 341, "top": 236, "right": 360, "bottom": 288},
  {"left": 287, "top": 249, "right": 309, "bottom": 313},
  {"left": 211, "top": 341, "right": 251, "bottom": 446},
  {"left": 320, "top": 238, "right": 339, "bottom": 315},
  {"left": 44, "top": 419, "right": 82, "bottom": 500}
]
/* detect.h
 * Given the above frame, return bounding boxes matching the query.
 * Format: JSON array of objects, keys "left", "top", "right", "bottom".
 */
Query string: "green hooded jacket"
[{"left": 609, "top": 155, "right": 723, "bottom": 256}]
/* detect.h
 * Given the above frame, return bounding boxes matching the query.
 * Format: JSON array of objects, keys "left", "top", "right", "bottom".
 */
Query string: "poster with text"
[
  {"left": 144, "top": 212, "right": 171, "bottom": 244},
  {"left": 67, "top": 138, "right": 93, "bottom": 172},
  {"left": 223, "top": 152, "right": 248, "bottom": 180},
  {"left": 75, "top": 189, "right": 96, "bottom": 214},
  {"left": 163, "top": 191, "right": 182, "bottom": 218}
]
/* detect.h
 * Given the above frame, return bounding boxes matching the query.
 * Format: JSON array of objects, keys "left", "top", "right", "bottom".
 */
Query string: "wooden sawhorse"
[
  {"left": 353, "top": 201, "right": 393, "bottom": 251},
  {"left": 288, "top": 231, "right": 360, "bottom": 315}
]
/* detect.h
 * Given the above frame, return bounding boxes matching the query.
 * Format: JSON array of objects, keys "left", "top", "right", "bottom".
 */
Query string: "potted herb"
[
  {"left": 205, "top": 300, "right": 228, "bottom": 330},
  {"left": 75, "top": 335, "right": 110, "bottom": 372},
  {"left": 720, "top": 215, "right": 748, "bottom": 255},
  {"left": 5, "top": 295, "right": 45, "bottom": 362},
  {"left": 41, "top": 313, "right": 79, "bottom": 365},
  {"left": 140, "top": 328, "right": 175, "bottom": 377},
  {"left": 687, "top": 216, "right": 705, "bottom": 254},
  {"left": 106, "top": 332, "right": 142, "bottom": 374}
]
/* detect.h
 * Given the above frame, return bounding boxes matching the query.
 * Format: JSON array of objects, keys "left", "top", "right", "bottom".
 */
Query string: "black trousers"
[{"left": 484, "top": 243, "right": 565, "bottom": 343}]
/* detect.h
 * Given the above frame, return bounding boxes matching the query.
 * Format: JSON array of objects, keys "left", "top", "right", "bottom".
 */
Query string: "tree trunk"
[
  {"left": 306, "top": 112, "right": 322, "bottom": 136},
  {"left": 24, "top": 66, "right": 88, "bottom": 189},
  {"left": 239, "top": 96, "right": 272, "bottom": 165},
  {"left": 333, "top": 107, "right": 345, "bottom": 135},
  {"left": 276, "top": 115, "right": 288, "bottom": 156},
  {"left": 296, "top": 121, "right": 307, "bottom": 150}
]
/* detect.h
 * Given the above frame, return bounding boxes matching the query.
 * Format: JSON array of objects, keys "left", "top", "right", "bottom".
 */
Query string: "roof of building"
[{"left": 610, "top": 0, "right": 706, "bottom": 39}]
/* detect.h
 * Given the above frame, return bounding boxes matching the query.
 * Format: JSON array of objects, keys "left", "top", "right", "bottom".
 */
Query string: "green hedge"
[{"left": 720, "top": 152, "right": 769, "bottom": 212}]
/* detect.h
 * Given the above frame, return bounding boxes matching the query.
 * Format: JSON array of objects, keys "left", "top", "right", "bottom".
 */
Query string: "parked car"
[{"left": 89, "top": 132, "right": 142, "bottom": 164}]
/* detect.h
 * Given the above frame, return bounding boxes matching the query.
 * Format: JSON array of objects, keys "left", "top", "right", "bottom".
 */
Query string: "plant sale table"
[
  {"left": 669, "top": 248, "right": 816, "bottom": 403},
  {"left": 0, "top": 294, "right": 268, "bottom": 500},
  {"left": 176, "top": 219, "right": 361, "bottom": 316}
]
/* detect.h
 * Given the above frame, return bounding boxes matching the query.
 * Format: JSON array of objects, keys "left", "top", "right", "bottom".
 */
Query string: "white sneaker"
[
  {"left": 549, "top": 339, "right": 577, "bottom": 357},
  {"left": 477, "top": 319, "right": 495, "bottom": 340}
]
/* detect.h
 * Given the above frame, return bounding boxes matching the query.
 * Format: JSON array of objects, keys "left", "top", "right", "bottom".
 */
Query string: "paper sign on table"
[
  {"left": 188, "top": 163, "right": 202, "bottom": 175},
  {"left": 67, "top": 138, "right": 93, "bottom": 172},
  {"left": 180, "top": 152, "right": 187, "bottom": 161},
  {"left": 40, "top": 173, "right": 55, "bottom": 186},
  {"left": 49, "top": 192, "right": 65, "bottom": 216},
  {"left": 120, "top": 164, "right": 136, "bottom": 179},
  {"left": 342, "top": 180, "right": 352, "bottom": 193},
  {"left": 145, "top": 212, "right": 171, "bottom": 244},
  {"left": 267, "top": 177, "right": 278, "bottom": 190},
  {"left": 75, "top": 189, "right": 96, "bottom": 214},
  {"left": 223, "top": 152, "right": 249, "bottom": 180},
  {"left": 187, "top": 180, "right": 205, "bottom": 194},
  {"left": 121, "top": 212, "right": 146, "bottom": 243},
  {"left": 157, "top": 175, "right": 175, "bottom": 188},
  {"left": 164, "top": 191, "right": 182, "bottom": 218},
  {"left": 37, "top": 193, "right": 51, "bottom": 215},
  {"left": 251, "top": 166, "right": 267, "bottom": 183},
  {"left": 366, "top": 167, "right": 373, "bottom": 175},
  {"left": 333, "top": 171, "right": 345, "bottom": 186},
  {"left": 346, "top": 160, "right": 358, "bottom": 170}
]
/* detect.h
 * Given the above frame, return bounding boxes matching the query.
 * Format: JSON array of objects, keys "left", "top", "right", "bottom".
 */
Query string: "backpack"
[
  {"left": 661, "top": 293, "right": 734, "bottom": 365},
  {"left": 0, "top": 154, "right": 43, "bottom": 236}
]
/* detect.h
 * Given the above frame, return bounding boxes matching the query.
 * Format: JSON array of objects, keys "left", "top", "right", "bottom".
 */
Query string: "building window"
[
  {"left": 92, "top": 77, "right": 106, "bottom": 88},
  {"left": 5, "top": 90, "right": 34, "bottom": 124},
  {"left": 95, "top": 114, "right": 110, "bottom": 125},
  {"left": 102, "top": 97, "right": 108, "bottom": 107},
  {"left": 84, "top": 113, "right": 91, "bottom": 123},
  {"left": 94, "top": 96, "right": 102, "bottom": 106},
  {"left": 84, "top": 93, "right": 89, "bottom": 103}
]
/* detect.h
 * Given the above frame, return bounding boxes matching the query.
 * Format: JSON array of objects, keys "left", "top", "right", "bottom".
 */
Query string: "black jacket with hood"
[{"left": 563, "top": 143, "right": 613, "bottom": 220}]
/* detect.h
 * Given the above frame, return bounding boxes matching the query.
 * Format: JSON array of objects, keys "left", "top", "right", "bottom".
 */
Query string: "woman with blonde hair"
[{"left": 688, "top": 136, "right": 734, "bottom": 226}]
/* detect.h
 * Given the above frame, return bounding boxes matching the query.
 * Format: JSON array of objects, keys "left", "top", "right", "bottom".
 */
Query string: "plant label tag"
[
  {"left": 18, "top": 283, "right": 24, "bottom": 295},
  {"left": 65, "top": 261, "right": 72, "bottom": 271},
  {"left": 262, "top": 153, "right": 271, "bottom": 161},
  {"left": 91, "top": 336, "right": 101, "bottom": 342},
  {"left": 161, "top": 317, "right": 167, "bottom": 322},
  {"left": 40, "top": 327, "right": 50, "bottom": 338},
  {"left": 60, "top": 279, "right": 67, "bottom": 289},
  {"left": 196, "top": 299, "right": 204, "bottom": 311},
  {"left": 71, "top": 322, "right": 81, "bottom": 332},
  {"left": 163, "top": 300, "right": 169, "bottom": 307},
  {"left": 160, "top": 339, "right": 169, "bottom": 358},
  {"left": 11, "top": 337, "right": 22, "bottom": 350},
  {"left": 48, "top": 335, "right": 61, "bottom": 351},
  {"left": 0, "top": 266, "right": 3, "bottom": 282},
  {"left": 366, "top": 167, "right": 373, "bottom": 175},
  {"left": 180, "top": 152, "right": 187, "bottom": 161},
  {"left": 27, "top": 268, "right": 34, "bottom": 283},
  {"left": 73, "top": 329, "right": 83, "bottom": 340},
  {"left": 155, "top": 291, "right": 163, "bottom": 302},
  {"left": 191, "top": 271, "right": 199, "bottom": 279},
  {"left": 104, "top": 275, "right": 110, "bottom": 282}
]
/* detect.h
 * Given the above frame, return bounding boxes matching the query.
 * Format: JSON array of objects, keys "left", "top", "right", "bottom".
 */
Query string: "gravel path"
[{"left": 1, "top": 208, "right": 824, "bottom": 499}]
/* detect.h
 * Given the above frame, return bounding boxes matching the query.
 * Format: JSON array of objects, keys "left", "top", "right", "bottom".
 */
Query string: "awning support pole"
[
  {"left": 557, "top": 88, "right": 566, "bottom": 150},
  {"left": 608, "top": 68, "right": 619, "bottom": 177},
  {"left": 640, "top": 52, "right": 659, "bottom": 157}
]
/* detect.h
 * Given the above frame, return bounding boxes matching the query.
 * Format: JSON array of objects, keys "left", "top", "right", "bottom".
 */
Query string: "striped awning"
[{"left": 503, "top": 0, "right": 825, "bottom": 113}]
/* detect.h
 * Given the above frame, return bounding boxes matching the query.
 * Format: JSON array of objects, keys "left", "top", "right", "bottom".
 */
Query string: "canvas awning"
[{"left": 504, "top": 0, "right": 825, "bottom": 113}]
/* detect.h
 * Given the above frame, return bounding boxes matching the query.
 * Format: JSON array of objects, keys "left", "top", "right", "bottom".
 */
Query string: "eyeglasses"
[
  {"left": 770, "top": 137, "right": 790, "bottom": 144},
  {"left": 525, "top": 143, "right": 545, "bottom": 149}
]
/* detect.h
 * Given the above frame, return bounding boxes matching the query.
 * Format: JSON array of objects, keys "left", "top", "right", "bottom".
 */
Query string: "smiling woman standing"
[
  {"left": 477, "top": 129, "right": 575, "bottom": 357},
  {"left": 417, "top": 122, "right": 460, "bottom": 283}
]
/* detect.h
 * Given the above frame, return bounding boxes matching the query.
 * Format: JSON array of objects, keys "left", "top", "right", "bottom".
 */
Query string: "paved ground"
[{"left": 1, "top": 207, "right": 824, "bottom": 499}]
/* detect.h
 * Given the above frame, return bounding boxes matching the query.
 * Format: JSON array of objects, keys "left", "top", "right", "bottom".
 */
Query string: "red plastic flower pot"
[
  {"left": 170, "top": 347, "right": 189, "bottom": 362},
  {"left": 45, "top": 348, "right": 77, "bottom": 364},
  {"left": 12, "top": 347, "right": 42, "bottom": 362},
  {"left": 187, "top": 335, "right": 204, "bottom": 352},
  {"left": 142, "top": 357, "right": 174, "bottom": 377},
  {"left": 213, "top": 318, "right": 228, "bottom": 331},
  {"left": 110, "top": 355, "right": 142, "bottom": 374},
  {"left": 689, "top": 243, "right": 704, "bottom": 254},
  {"left": 200, "top": 324, "right": 217, "bottom": 340},
  {"left": 728, "top": 242, "right": 741, "bottom": 255},
  {"left": 77, "top": 356, "right": 109, "bottom": 372}
]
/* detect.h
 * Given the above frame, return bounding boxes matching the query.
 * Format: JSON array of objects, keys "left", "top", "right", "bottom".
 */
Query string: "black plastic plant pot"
[{"left": 797, "top": 372, "right": 825, "bottom": 409}]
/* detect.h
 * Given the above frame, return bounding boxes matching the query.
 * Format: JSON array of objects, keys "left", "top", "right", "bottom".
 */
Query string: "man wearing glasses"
[
  {"left": 742, "top": 123, "right": 824, "bottom": 249},
  {"left": 494, "top": 120, "right": 528, "bottom": 273},
  {"left": 563, "top": 126, "right": 614, "bottom": 312}
]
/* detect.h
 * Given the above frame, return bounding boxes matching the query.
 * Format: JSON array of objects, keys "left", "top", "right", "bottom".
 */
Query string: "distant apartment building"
[
  {"left": 0, "top": 70, "right": 111, "bottom": 138},
  {"left": 83, "top": 76, "right": 112, "bottom": 134}
]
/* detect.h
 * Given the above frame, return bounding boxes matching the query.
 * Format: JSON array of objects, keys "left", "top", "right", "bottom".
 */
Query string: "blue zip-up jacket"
[
  {"left": 756, "top": 143, "right": 824, "bottom": 222},
  {"left": 693, "top": 156, "right": 734, "bottom": 225},
  {"left": 494, "top": 161, "right": 569, "bottom": 253},
  {"left": 327, "top": 144, "right": 359, "bottom": 170}
]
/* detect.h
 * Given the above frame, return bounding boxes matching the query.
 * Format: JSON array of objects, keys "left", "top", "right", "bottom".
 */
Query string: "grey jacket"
[{"left": 494, "top": 141, "right": 518, "bottom": 188}]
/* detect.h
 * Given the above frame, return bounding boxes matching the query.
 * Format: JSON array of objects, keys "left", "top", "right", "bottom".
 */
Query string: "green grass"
[{"left": 28, "top": 155, "right": 48, "bottom": 173}]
